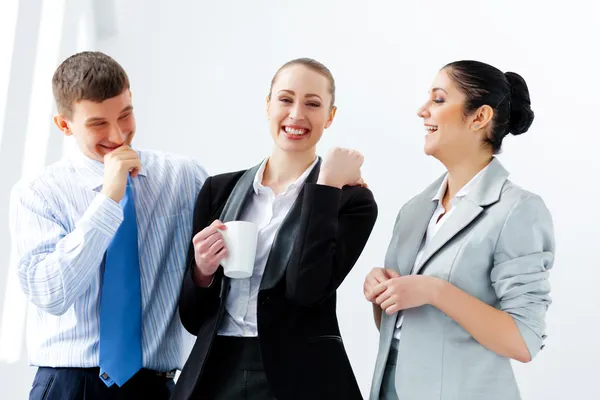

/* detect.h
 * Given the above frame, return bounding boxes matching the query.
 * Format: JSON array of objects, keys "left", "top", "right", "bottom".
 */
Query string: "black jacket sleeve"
[
  {"left": 178, "top": 177, "right": 223, "bottom": 335},
  {"left": 285, "top": 184, "right": 378, "bottom": 306}
]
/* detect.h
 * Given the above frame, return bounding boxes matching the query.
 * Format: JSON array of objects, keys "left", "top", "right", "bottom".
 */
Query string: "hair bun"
[{"left": 504, "top": 72, "right": 534, "bottom": 136}]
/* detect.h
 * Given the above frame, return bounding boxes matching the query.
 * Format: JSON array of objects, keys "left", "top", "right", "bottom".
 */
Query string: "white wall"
[{"left": 1, "top": 0, "right": 598, "bottom": 398}]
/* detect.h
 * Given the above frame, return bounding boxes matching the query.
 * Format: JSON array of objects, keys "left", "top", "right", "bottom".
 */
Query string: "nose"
[
  {"left": 107, "top": 124, "right": 127, "bottom": 145},
  {"left": 289, "top": 102, "right": 305, "bottom": 120},
  {"left": 417, "top": 102, "right": 430, "bottom": 119}
]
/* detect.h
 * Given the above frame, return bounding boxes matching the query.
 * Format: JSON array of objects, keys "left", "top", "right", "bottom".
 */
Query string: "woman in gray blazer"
[{"left": 365, "top": 60, "right": 555, "bottom": 400}]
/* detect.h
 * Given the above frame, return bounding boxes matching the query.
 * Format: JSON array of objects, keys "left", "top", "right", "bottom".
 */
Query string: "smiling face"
[
  {"left": 266, "top": 64, "right": 336, "bottom": 156},
  {"left": 417, "top": 68, "right": 485, "bottom": 164},
  {"left": 54, "top": 89, "right": 136, "bottom": 162}
]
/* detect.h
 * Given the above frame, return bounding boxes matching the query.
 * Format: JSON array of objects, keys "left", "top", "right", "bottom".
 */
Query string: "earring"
[{"left": 474, "top": 124, "right": 479, "bottom": 130}]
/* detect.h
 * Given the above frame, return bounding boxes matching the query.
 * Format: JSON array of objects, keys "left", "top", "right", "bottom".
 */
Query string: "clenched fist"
[{"left": 317, "top": 147, "right": 365, "bottom": 189}]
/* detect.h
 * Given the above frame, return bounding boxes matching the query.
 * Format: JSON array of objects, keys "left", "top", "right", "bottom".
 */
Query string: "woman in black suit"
[{"left": 171, "top": 58, "right": 378, "bottom": 400}]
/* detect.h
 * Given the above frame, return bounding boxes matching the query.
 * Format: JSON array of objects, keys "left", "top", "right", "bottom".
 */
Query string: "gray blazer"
[{"left": 370, "top": 157, "right": 555, "bottom": 400}]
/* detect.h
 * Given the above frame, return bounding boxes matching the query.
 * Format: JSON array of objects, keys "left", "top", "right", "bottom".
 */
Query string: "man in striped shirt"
[{"left": 9, "top": 51, "right": 208, "bottom": 399}]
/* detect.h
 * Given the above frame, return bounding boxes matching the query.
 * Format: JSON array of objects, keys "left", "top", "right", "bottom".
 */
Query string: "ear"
[
  {"left": 470, "top": 104, "right": 494, "bottom": 132},
  {"left": 324, "top": 106, "right": 337, "bottom": 129},
  {"left": 53, "top": 114, "right": 73, "bottom": 136}
]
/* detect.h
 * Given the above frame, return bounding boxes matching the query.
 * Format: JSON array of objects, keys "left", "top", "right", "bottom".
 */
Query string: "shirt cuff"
[
  {"left": 76, "top": 192, "right": 124, "bottom": 237},
  {"left": 514, "top": 318, "right": 544, "bottom": 359}
]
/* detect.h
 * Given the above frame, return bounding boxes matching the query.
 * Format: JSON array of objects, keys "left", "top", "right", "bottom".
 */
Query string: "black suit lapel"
[
  {"left": 216, "top": 163, "right": 261, "bottom": 296},
  {"left": 218, "top": 165, "right": 260, "bottom": 223},
  {"left": 260, "top": 158, "right": 322, "bottom": 290}
]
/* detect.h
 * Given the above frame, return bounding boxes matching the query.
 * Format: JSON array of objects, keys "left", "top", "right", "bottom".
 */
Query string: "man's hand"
[{"left": 101, "top": 146, "right": 141, "bottom": 202}]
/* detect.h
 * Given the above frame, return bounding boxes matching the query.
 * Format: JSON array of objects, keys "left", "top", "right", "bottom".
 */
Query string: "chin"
[
  {"left": 76, "top": 146, "right": 102, "bottom": 162},
  {"left": 277, "top": 144, "right": 308, "bottom": 154},
  {"left": 92, "top": 146, "right": 115, "bottom": 161},
  {"left": 423, "top": 134, "right": 442, "bottom": 157},
  {"left": 274, "top": 135, "right": 310, "bottom": 151},
  {"left": 423, "top": 144, "right": 436, "bottom": 156}
]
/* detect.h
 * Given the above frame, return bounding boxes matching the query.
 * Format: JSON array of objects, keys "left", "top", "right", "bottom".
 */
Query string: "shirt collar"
[
  {"left": 71, "top": 148, "right": 148, "bottom": 191},
  {"left": 252, "top": 156, "right": 319, "bottom": 195},
  {"left": 432, "top": 163, "right": 490, "bottom": 202}
]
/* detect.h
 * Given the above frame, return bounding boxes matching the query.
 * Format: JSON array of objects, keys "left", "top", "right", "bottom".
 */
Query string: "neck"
[
  {"left": 262, "top": 147, "right": 316, "bottom": 190},
  {"left": 443, "top": 153, "right": 493, "bottom": 200}
]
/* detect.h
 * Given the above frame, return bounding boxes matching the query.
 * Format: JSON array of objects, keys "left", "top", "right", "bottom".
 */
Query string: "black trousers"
[
  {"left": 29, "top": 367, "right": 175, "bottom": 400},
  {"left": 192, "top": 336, "right": 276, "bottom": 400}
]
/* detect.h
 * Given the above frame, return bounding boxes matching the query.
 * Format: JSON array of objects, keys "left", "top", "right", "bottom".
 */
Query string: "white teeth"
[
  {"left": 426, "top": 126, "right": 438, "bottom": 131},
  {"left": 284, "top": 127, "right": 308, "bottom": 135}
]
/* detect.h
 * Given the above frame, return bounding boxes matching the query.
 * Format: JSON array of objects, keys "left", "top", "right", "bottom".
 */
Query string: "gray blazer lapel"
[
  {"left": 373, "top": 180, "right": 438, "bottom": 388},
  {"left": 260, "top": 158, "right": 322, "bottom": 290},
  {"left": 412, "top": 201, "right": 483, "bottom": 275},
  {"left": 412, "top": 157, "right": 510, "bottom": 275},
  {"left": 394, "top": 195, "right": 438, "bottom": 276}
]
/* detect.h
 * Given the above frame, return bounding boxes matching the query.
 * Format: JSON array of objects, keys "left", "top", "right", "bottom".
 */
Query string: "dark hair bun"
[{"left": 504, "top": 72, "right": 534, "bottom": 136}]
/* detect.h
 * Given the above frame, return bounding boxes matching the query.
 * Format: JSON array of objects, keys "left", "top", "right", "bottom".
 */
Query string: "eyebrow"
[
  {"left": 278, "top": 90, "right": 323, "bottom": 101},
  {"left": 120, "top": 105, "right": 134, "bottom": 114},
  {"left": 431, "top": 87, "right": 448, "bottom": 94},
  {"left": 85, "top": 105, "right": 134, "bottom": 124}
]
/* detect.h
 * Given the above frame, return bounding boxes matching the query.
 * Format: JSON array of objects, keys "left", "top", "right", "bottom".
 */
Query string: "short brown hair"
[
  {"left": 52, "top": 51, "right": 130, "bottom": 118},
  {"left": 268, "top": 58, "right": 336, "bottom": 109}
]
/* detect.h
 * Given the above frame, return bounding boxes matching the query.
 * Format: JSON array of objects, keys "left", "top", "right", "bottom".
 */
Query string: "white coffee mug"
[{"left": 220, "top": 221, "right": 258, "bottom": 279}]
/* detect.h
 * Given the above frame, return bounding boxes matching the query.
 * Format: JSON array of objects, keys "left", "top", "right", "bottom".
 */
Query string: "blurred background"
[{"left": 0, "top": 0, "right": 598, "bottom": 398}]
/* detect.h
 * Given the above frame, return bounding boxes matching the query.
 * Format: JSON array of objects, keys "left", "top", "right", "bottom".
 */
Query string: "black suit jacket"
[{"left": 171, "top": 160, "right": 378, "bottom": 400}]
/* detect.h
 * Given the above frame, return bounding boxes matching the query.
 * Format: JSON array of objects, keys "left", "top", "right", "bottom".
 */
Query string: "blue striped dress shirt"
[{"left": 9, "top": 149, "right": 208, "bottom": 372}]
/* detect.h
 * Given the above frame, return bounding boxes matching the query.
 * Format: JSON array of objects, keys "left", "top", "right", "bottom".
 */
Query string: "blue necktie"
[{"left": 99, "top": 178, "right": 143, "bottom": 387}]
